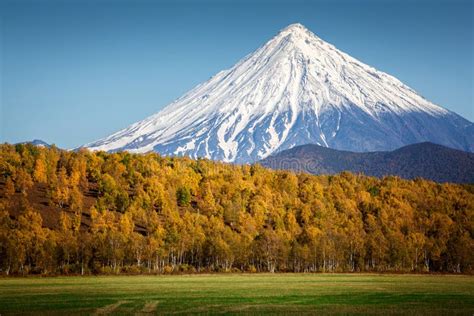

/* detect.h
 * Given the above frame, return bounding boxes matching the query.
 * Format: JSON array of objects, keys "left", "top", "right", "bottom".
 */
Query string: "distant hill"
[
  {"left": 260, "top": 142, "right": 474, "bottom": 183},
  {"left": 17, "top": 139, "right": 51, "bottom": 148}
]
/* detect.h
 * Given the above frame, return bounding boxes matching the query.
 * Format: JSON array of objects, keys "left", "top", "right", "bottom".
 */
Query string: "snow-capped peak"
[
  {"left": 83, "top": 23, "right": 473, "bottom": 162},
  {"left": 279, "top": 23, "right": 312, "bottom": 35}
]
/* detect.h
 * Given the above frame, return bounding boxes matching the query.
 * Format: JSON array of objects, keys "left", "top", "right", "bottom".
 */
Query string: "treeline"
[{"left": 0, "top": 143, "right": 473, "bottom": 275}]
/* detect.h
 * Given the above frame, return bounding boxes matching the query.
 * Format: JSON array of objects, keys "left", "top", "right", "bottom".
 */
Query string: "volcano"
[{"left": 84, "top": 23, "right": 474, "bottom": 163}]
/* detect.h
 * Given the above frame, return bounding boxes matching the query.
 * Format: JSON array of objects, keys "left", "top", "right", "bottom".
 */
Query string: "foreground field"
[{"left": 0, "top": 274, "right": 473, "bottom": 315}]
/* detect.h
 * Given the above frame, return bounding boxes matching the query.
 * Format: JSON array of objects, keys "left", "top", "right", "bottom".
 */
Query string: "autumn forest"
[{"left": 0, "top": 143, "right": 472, "bottom": 275}]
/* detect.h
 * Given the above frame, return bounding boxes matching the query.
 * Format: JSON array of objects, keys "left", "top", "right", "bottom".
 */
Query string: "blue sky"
[{"left": 1, "top": 0, "right": 472, "bottom": 148}]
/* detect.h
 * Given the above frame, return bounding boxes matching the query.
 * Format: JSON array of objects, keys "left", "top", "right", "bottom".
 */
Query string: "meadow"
[{"left": 0, "top": 274, "right": 473, "bottom": 315}]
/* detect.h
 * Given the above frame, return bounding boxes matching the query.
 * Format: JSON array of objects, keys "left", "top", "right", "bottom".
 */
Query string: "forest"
[{"left": 0, "top": 143, "right": 473, "bottom": 275}]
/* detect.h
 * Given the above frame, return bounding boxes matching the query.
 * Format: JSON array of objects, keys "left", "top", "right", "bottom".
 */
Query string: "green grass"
[{"left": 0, "top": 274, "right": 473, "bottom": 315}]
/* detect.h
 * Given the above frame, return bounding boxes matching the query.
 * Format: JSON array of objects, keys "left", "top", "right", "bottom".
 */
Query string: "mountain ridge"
[
  {"left": 260, "top": 141, "right": 474, "bottom": 183},
  {"left": 16, "top": 139, "right": 51, "bottom": 148},
  {"left": 84, "top": 23, "right": 474, "bottom": 162}
]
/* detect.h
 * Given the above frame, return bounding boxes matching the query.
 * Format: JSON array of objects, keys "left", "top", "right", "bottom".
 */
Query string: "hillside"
[
  {"left": 260, "top": 142, "right": 474, "bottom": 183},
  {"left": 0, "top": 143, "right": 473, "bottom": 275}
]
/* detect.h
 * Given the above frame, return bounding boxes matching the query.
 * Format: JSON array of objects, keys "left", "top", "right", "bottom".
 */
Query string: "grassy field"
[{"left": 0, "top": 274, "right": 473, "bottom": 315}]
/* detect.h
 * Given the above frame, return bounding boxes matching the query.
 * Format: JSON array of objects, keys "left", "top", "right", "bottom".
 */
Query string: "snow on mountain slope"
[{"left": 83, "top": 23, "right": 474, "bottom": 163}]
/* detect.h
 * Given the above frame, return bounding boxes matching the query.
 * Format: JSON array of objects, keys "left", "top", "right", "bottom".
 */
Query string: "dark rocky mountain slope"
[{"left": 260, "top": 142, "right": 474, "bottom": 183}]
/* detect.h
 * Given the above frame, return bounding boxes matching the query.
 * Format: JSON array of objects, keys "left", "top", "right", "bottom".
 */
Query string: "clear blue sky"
[{"left": 1, "top": 0, "right": 472, "bottom": 148}]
